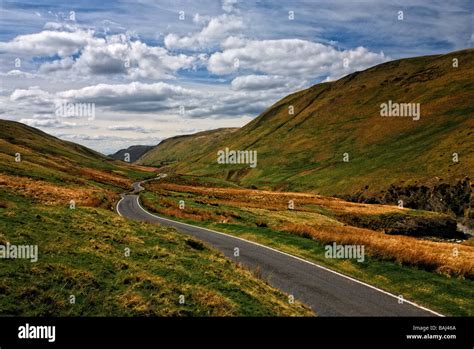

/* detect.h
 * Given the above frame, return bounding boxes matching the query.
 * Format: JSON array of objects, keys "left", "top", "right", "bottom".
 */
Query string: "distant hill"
[
  {"left": 0, "top": 120, "right": 309, "bottom": 317},
  {"left": 138, "top": 49, "right": 474, "bottom": 216},
  {"left": 138, "top": 128, "right": 239, "bottom": 166},
  {"left": 0, "top": 119, "right": 152, "bottom": 208},
  {"left": 110, "top": 145, "right": 154, "bottom": 163}
]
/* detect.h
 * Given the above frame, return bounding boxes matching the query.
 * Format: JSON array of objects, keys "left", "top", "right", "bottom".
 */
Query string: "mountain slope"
[
  {"left": 0, "top": 190, "right": 311, "bottom": 316},
  {"left": 139, "top": 128, "right": 238, "bottom": 166},
  {"left": 0, "top": 120, "right": 311, "bottom": 316},
  {"left": 109, "top": 145, "right": 154, "bottom": 163},
  {"left": 138, "top": 49, "right": 474, "bottom": 215},
  {"left": 0, "top": 119, "right": 153, "bottom": 208}
]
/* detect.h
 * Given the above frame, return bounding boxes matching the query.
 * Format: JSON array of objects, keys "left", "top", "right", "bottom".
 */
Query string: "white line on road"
[
  {"left": 116, "top": 196, "right": 125, "bottom": 217},
  {"left": 132, "top": 195, "right": 444, "bottom": 317}
]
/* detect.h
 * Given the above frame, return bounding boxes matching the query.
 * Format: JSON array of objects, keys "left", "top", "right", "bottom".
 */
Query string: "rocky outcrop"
[
  {"left": 344, "top": 177, "right": 472, "bottom": 217},
  {"left": 339, "top": 178, "right": 472, "bottom": 239},
  {"left": 384, "top": 215, "right": 463, "bottom": 239},
  {"left": 337, "top": 212, "right": 463, "bottom": 239}
]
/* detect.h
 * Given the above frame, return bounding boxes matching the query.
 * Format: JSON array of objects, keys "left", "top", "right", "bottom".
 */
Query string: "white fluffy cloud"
[
  {"left": 1, "top": 26, "right": 196, "bottom": 80},
  {"left": 208, "top": 39, "right": 388, "bottom": 80},
  {"left": 19, "top": 114, "right": 78, "bottom": 128},
  {"left": 1, "top": 70, "right": 37, "bottom": 78},
  {"left": 61, "top": 34, "right": 196, "bottom": 79},
  {"left": 107, "top": 124, "right": 159, "bottom": 134},
  {"left": 10, "top": 86, "right": 55, "bottom": 106},
  {"left": 231, "top": 75, "right": 299, "bottom": 91},
  {"left": 0, "top": 28, "right": 94, "bottom": 57},
  {"left": 164, "top": 14, "right": 244, "bottom": 51},
  {"left": 57, "top": 81, "right": 197, "bottom": 105}
]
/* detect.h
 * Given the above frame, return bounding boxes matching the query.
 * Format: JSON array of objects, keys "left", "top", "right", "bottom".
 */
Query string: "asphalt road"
[{"left": 116, "top": 179, "right": 442, "bottom": 317}]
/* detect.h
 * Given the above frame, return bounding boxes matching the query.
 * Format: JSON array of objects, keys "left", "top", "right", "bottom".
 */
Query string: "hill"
[
  {"left": 0, "top": 120, "right": 311, "bottom": 316},
  {"left": 0, "top": 190, "right": 311, "bottom": 316},
  {"left": 139, "top": 128, "right": 238, "bottom": 166},
  {"left": 109, "top": 145, "right": 154, "bottom": 163},
  {"left": 138, "top": 49, "right": 474, "bottom": 217},
  {"left": 0, "top": 119, "right": 153, "bottom": 208}
]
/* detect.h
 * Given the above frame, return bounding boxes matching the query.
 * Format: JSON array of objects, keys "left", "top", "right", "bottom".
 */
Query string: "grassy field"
[
  {"left": 0, "top": 120, "right": 313, "bottom": 316},
  {"left": 0, "top": 189, "right": 312, "bottom": 316},
  {"left": 139, "top": 177, "right": 474, "bottom": 316}
]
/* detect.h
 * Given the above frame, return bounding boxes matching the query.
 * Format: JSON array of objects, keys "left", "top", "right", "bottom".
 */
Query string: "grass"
[
  {"left": 0, "top": 189, "right": 312, "bottom": 316},
  {"left": 138, "top": 49, "right": 474, "bottom": 198},
  {"left": 0, "top": 120, "right": 156, "bottom": 195},
  {"left": 139, "top": 181, "right": 474, "bottom": 316},
  {"left": 142, "top": 180, "right": 472, "bottom": 276},
  {"left": 0, "top": 121, "right": 314, "bottom": 316}
]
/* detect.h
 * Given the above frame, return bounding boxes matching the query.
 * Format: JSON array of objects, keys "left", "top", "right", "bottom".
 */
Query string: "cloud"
[
  {"left": 208, "top": 39, "right": 388, "bottom": 80},
  {"left": 107, "top": 124, "right": 156, "bottom": 133},
  {"left": 164, "top": 14, "right": 244, "bottom": 51},
  {"left": 0, "top": 28, "right": 94, "bottom": 57},
  {"left": 56, "top": 81, "right": 265, "bottom": 116},
  {"left": 10, "top": 86, "right": 55, "bottom": 106},
  {"left": 39, "top": 57, "right": 75, "bottom": 73},
  {"left": 1, "top": 25, "right": 195, "bottom": 80},
  {"left": 231, "top": 75, "right": 296, "bottom": 91},
  {"left": 19, "top": 114, "right": 78, "bottom": 128},
  {"left": 1, "top": 70, "right": 37, "bottom": 78},
  {"left": 8, "top": 80, "right": 290, "bottom": 120},
  {"left": 57, "top": 81, "right": 197, "bottom": 107},
  {"left": 40, "top": 34, "right": 196, "bottom": 79},
  {"left": 43, "top": 22, "right": 78, "bottom": 32},
  {"left": 221, "top": 36, "right": 247, "bottom": 49},
  {"left": 222, "top": 0, "right": 238, "bottom": 13}
]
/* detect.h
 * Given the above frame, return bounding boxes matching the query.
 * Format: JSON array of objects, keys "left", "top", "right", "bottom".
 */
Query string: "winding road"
[{"left": 116, "top": 177, "right": 442, "bottom": 317}]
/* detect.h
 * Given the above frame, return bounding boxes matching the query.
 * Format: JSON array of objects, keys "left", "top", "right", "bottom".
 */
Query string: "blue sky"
[{"left": 0, "top": 0, "right": 472, "bottom": 153}]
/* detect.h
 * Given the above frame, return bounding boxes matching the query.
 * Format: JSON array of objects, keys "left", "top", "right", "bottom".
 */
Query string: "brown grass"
[
  {"left": 141, "top": 195, "right": 227, "bottom": 222},
  {"left": 151, "top": 183, "right": 405, "bottom": 215},
  {"left": 0, "top": 173, "right": 118, "bottom": 207},
  {"left": 148, "top": 182, "right": 474, "bottom": 278},
  {"left": 77, "top": 167, "right": 131, "bottom": 188},
  {"left": 281, "top": 223, "right": 474, "bottom": 278}
]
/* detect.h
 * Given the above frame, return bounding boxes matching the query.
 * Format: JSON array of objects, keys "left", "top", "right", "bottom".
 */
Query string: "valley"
[
  {"left": 1, "top": 49, "right": 473, "bottom": 318},
  {"left": 137, "top": 49, "right": 473, "bottom": 221},
  {"left": 0, "top": 120, "right": 311, "bottom": 316},
  {"left": 136, "top": 174, "right": 474, "bottom": 316}
]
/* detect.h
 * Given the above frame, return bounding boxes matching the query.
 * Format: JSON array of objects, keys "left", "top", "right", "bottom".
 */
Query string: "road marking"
[
  {"left": 132, "top": 194, "right": 444, "bottom": 317},
  {"left": 116, "top": 196, "right": 125, "bottom": 217}
]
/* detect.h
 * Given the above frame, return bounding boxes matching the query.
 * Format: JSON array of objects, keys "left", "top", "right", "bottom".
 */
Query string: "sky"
[{"left": 0, "top": 0, "right": 472, "bottom": 154}]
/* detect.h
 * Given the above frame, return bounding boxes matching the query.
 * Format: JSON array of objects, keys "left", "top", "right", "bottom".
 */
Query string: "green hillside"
[
  {"left": 0, "top": 121, "right": 312, "bottom": 316},
  {"left": 138, "top": 49, "right": 474, "bottom": 214},
  {"left": 0, "top": 120, "right": 151, "bottom": 187},
  {"left": 0, "top": 190, "right": 311, "bottom": 316},
  {"left": 139, "top": 127, "right": 238, "bottom": 166}
]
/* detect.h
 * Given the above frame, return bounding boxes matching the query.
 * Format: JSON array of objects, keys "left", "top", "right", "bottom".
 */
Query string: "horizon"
[
  {"left": 1, "top": 0, "right": 472, "bottom": 154},
  {"left": 4, "top": 46, "right": 471, "bottom": 157}
]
